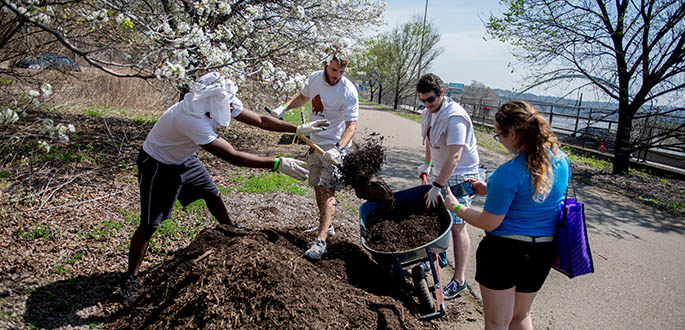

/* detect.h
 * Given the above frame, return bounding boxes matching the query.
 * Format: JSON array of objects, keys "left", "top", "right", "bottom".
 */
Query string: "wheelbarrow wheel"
[{"left": 411, "top": 264, "right": 435, "bottom": 314}]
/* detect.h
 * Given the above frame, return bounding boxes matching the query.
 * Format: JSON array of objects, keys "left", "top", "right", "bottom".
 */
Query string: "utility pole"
[{"left": 413, "top": 0, "right": 429, "bottom": 111}]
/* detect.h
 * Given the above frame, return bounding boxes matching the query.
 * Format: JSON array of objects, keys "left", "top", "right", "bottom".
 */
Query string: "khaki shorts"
[{"left": 306, "top": 144, "right": 345, "bottom": 190}]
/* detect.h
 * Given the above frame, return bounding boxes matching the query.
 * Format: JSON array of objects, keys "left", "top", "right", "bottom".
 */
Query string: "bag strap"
[{"left": 564, "top": 159, "right": 577, "bottom": 201}]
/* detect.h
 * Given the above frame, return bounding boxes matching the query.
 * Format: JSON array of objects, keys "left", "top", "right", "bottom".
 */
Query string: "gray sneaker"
[
  {"left": 304, "top": 239, "right": 327, "bottom": 260},
  {"left": 304, "top": 224, "right": 335, "bottom": 236},
  {"left": 122, "top": 274, "right": 140, "bottom": 303},
  {"left": 442, "top": 279, "right": 467, "bottom": 300}
]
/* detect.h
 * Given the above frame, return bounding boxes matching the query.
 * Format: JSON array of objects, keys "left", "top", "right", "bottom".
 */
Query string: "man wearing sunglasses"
[
  {"left": 417, "top": 73, "right": 481, "bottom": 300},
  {"left": 268, "top": 45, "right": 359, "bottom": 261}
]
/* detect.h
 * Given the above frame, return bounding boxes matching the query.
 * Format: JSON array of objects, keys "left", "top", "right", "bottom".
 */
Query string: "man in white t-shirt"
[
  {"left": 416, "top": 73, "right": 481, "bottom": 300},
  {"left": 123, "top": 72, "right": 329, "bottom": 303},
  {"left": 269, "top": 46, "right": 359, "bottom": 261}
]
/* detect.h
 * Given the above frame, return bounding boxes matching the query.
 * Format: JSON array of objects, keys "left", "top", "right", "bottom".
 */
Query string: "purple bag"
[{"left": 553, "top": 198, "right": 594, "bottom": 278}]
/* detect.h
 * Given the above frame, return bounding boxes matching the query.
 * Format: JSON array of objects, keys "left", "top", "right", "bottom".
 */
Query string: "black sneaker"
[
  {"left": 122, "top": 274, "right": 140, "bottom": 303},
  {"left": 442, "top": 279, "right": 467, "bottom": 300}
]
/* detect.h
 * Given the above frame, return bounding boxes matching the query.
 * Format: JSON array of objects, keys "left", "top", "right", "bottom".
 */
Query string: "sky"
[{"left": 376, "top": 0, "right": 528, "bottom": 93}]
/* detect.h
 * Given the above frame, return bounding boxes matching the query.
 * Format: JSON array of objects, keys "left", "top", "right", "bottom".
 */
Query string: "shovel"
[{"left": 297, "top": 134, "right": 393, "bottom": 203}]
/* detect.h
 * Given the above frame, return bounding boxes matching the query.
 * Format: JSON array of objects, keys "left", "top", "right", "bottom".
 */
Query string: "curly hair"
[
  {"left": 495, "top": 100, "right": 560, "bottom": 202},
  {"left": 416, "top": 73, "right": 443, "bottom": 96}
]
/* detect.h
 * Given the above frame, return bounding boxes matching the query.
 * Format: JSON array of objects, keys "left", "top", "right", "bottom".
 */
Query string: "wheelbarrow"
[{"left": 359, "top": 184, "right": 453, "bottom": 320}]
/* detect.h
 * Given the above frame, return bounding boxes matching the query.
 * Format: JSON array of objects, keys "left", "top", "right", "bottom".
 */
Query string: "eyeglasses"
[
  {"left": 493, "top": 132, "right": 503, "bottom": 142},
  {"left": 419, "top": 95, "right": 437, "bottom": 104}
]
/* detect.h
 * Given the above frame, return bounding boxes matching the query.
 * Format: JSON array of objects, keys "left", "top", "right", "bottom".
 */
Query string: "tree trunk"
[
  {"left": 612, "top": 105, "right": 635, "bottom": 174},
  {"left": 377, "top": 84, "right": 383, "bottom": 104}
]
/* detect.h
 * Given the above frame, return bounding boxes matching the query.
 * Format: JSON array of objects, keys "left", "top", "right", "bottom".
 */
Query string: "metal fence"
[{"left": 457, "top": 96, "right": 685, "bottom": 170}]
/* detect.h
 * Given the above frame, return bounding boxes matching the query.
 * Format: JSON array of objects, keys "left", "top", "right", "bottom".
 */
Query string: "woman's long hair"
[{"left": 495, "top": 100, "right": 559, "bottom": 202}]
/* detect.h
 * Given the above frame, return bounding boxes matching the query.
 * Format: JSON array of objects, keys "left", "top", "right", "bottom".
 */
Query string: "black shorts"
[
  {"left": 137, "top": 149, "right": 218, "bottom": 226},
  {"left": 475, "top": 234, "right": 556, "bottom": 293}
]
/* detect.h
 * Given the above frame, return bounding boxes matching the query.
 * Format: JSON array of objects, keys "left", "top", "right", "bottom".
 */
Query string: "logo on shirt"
[{"left": 312, "top": 95, "right": 324, "bottom": 115}]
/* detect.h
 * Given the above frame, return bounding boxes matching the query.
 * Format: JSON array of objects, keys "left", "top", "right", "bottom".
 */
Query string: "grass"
[
  {"left": 360, "top": 99, "right": 388, "bottom": 111},
  {"left": 395, "top": 112, "right": 421, "bottom": 123},
  {"left": 73, "top": 104, "right": 161, "bottom": 122},
  {"left": 18, "top": 224, "right": 51, "bottom": 241},
  {"left": 54, "top": 251, "right": 85, "bottom": 275},
  {"left": 80, "top": 220, "right": 126, "bottom": 241},
  {"left": 281, "top": 103, "right": 311, "bottom": 125},
  {"left": 560, "top": 145, "right": 613, "bottom": 171},
  {"left": 474, "top": 125, "right": 508, "bottom": 155},
  {"left": 227, "top": 172, "right": 308, "bottom": 195}
]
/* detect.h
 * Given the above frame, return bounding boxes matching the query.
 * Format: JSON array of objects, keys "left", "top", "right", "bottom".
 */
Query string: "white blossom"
[
  {"left": 41, "top": 83, "right": 53, "bottom": 99},
  {"left": 0, "top": 107, "right": 19, "bottom": 126},
  {"left": 37, "top": 140, "right": 50, "bottom": 153}
]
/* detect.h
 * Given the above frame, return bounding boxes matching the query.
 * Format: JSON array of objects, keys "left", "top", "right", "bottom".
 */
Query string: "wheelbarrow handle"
[{"left": 298, "top": 134, "right": 340, "bottom": 167}]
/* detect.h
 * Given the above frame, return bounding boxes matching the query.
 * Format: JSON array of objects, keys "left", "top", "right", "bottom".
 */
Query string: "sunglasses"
[
  {"left": 419, "top": 95, "right": 438, "bottom": 104},
  {"left": 493, "top": 132, "right": 503, "bottom": 142}
]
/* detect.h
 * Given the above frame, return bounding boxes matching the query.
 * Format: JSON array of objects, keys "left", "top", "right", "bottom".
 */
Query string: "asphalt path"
[{"left": 355, "top": 103, "right": 685, "bottom": 330}]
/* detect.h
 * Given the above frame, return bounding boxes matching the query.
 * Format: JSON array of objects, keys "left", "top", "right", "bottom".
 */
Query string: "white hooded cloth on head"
[{"left": 181, "top": 72, "right": 243, "bottom": 126}]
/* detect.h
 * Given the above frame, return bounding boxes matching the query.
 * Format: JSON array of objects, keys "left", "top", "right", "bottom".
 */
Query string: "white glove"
[
  {"left": 277, "top": 157, "right": 309, "bottom": 181},
  {"left": 270, "top": 104, "right": 287, "bottom": 119},
  {"left": 296, "top": 119, "right": 330, "bottom": 135},
  {"left": 323, "top": 147, "right": 342, "bottom": 166},
  {"left": 424, "top": 183, "right": 442, "bottom": 209},
  {"left": 417, "top": 161, "right": 432, "bottom": 178}
]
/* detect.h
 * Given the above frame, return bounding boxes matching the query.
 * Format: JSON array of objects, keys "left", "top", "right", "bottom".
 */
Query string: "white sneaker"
[
  {"left": 304, "top": 239, "right": 327, "bottom": 260},
  {"left": 304, "top": 224, "right": 335, "bottom": 236}
]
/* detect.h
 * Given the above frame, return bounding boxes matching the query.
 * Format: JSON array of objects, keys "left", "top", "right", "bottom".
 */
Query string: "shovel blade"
[{"left": 354, "top": 181, "right": 394, "bottom": 203}]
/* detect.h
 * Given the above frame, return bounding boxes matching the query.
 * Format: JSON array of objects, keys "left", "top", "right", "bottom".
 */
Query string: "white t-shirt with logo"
[
  {"left": 427, "top": 108, "right": 479, "bottom": 176},
  {"left": 142, "top": 102, "right": 243, "bottom": 165},
  {"left": 301, "top": 70, "right": 359, "bottom": 146}
]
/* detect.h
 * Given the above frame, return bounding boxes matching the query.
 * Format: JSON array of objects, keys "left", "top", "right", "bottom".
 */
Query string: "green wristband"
[
  {"left": 283, "top": 103, "right": 288, "bottom": 111},
  {"left": 454, "top": 204, "right": 462, "bottom": 214},
  {"left": 424, "top": 160, "right": 431, "bottom": 164},
  {"left": 273, "top": 158, "right": 280, "bottom": 171}
]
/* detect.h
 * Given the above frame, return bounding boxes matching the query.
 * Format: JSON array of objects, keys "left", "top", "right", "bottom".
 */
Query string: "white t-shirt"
[
  {"left": 301, "top": 70, "right": 359, "bottom": 146},
  {"left": 427, "top": 110, "right": 480, "bottom": 176},
  {"left": 142, "top": 102, "right": 243, "bottom": 164}
]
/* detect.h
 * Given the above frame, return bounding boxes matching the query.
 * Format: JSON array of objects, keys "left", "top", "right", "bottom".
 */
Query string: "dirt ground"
[{"left": 0, "top": 109, "right": 483, "bottom": 329}]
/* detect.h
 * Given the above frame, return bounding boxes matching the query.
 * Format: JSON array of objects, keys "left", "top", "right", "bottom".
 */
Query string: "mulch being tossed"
[{"left": 0, "top": 108, "right": 483, "bottom": 329}]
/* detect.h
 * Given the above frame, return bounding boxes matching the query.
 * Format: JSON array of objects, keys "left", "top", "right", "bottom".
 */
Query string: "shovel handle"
[
  {"left": 298, "top": 134, "right": 340, "bottom": 167},
  {"left": 420, "top": 173, "right": 428, "bottom": 185}
]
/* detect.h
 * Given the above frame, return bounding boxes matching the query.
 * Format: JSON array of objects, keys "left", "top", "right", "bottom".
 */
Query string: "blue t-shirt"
[{"left": 483, "top": 150, "right": 571, "bottom": 237}]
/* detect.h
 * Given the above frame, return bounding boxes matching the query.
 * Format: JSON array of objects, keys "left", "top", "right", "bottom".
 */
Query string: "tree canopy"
[
  {"left": 1, "top": 0, "right": 384, "bottom": 104},
  {"left": 352, "top": 16, "right": 442, "bottom": 109},
  {"left": 486, "top": 0, "right": 684, "bottom": 174}
]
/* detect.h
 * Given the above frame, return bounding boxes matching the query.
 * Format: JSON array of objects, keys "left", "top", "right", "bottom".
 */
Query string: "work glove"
[
  {"left": 296, "top": 119, "right": 330, "bottom": 135},
  {"left": 277, "top": 157, "right": 309, "bottom": 181},
  {"left": 323, "top": 147, "right": 342, "bottom": 166},
  {"left": 424, "top": 182, "right": 442, "bottom": 209},
  {"left": 417, "top": 161, "right": 432, "bottom": 178},
  {"left": 270, "top": 104, "right": 287, "bottom": 119}
]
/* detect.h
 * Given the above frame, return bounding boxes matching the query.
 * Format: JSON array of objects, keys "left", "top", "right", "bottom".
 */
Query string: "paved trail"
[{"left": 356, "top": 104, "right": 685, "bottom": 330}]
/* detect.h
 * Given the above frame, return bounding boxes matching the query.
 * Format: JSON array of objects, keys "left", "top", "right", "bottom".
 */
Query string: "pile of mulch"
[
  {"left": 108, "top": 224, "right": 432, "bottom": 329},
  {"left": 364, "top": 206, "right": 449, "bottom": 252}
]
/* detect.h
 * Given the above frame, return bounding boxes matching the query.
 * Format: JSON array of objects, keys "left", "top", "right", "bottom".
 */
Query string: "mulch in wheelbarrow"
[
  {"left": 108, "top": 224, "right": 434, "bottom": 329},
  {"left": 364, "top": 205, "right": 450, "bottom": 252}
]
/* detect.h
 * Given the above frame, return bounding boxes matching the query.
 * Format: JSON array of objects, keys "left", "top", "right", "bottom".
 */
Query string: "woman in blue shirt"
[{"left": 444, "top": 100, "right": 570, "bottom": 330}]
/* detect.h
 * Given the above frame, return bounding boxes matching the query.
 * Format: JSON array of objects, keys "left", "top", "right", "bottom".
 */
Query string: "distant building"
[{"left": 445, "top": 82, "right": 464, "bottom": 99}]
